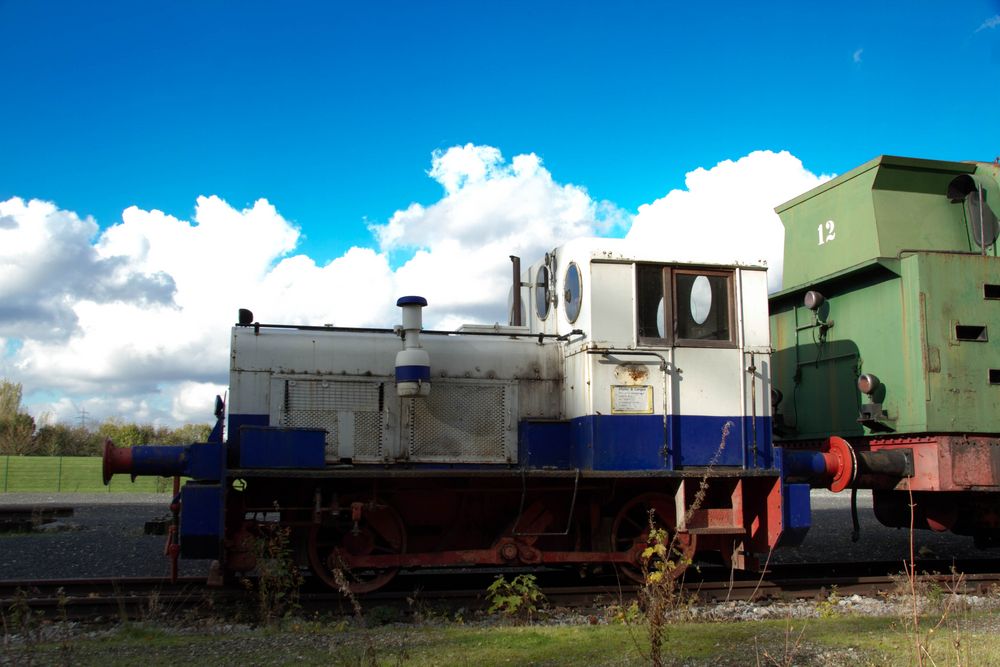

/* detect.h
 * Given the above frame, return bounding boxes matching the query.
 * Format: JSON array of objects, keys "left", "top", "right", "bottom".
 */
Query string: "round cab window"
[
  {"left": 564, "top": 262, "right": 583, "bottom": 323},
  {"left": 689, "top": 275, "right": 712, "bottom": 324},
  {"left": 535, "top": 266, "right": 550, "bottom": 319}
]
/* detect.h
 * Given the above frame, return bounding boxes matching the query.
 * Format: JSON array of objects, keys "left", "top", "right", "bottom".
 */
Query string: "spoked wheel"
[
  {"left": 611, "top": 492, "right": 696, "bottom": 583},
  {"left": 307, "top": 503, "right": 407, "bottom": 594}
]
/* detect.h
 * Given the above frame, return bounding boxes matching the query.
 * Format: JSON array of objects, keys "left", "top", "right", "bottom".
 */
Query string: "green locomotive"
[{"left": 771, "top": 155, "right": 1000, "bottom": 543}]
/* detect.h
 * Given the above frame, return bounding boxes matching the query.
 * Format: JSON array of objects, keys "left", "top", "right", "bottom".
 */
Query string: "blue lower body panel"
[
  {"left": 180, "top": 483, "right": 224, "bottom": 559},
  {"left": 520, "top": 414, "right": 774, "bottom": 470},
  {"left": 779, "top": 482, "right": 811, "bottom": 546},
  {"left": 574, "top": 415, "right": 668, "bottom": 470},
  {"left": 669, "top": 415, "right": 773, "bottom": 467}
]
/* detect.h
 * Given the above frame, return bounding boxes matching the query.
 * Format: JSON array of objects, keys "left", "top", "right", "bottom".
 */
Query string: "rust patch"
[
  {"left": 952, "top": 438, "right": 1000, "bottom": 487},
  {"left": 614, "top": 364, "right": 649, "bottom": 384}
]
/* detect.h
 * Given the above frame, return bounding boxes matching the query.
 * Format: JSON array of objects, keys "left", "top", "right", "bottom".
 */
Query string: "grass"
[
  {"left": 7, "top": 612, "right": 1000, "bottom": 666},
  {"left": 0, "top": 455, "right": 173, "bottom": 493}
]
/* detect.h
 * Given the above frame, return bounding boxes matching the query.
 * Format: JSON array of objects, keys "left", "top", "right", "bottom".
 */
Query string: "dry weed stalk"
[
  {"left": 755, "top": 618, "right": 807, "bottom": 667},
  {"left": 641, "top": 420, "right": 733, "bottom": 667},
  {"left": 332, "top": 567, "right": 378, "bottom": 667}
]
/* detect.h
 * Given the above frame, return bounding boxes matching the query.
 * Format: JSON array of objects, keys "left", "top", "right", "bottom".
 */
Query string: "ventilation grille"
[
  {"left": 280, "top": 379, "right": 382, "bottom": 461},
  {"left": 407, "top": 383, "right": 509, "bottom": 462}
]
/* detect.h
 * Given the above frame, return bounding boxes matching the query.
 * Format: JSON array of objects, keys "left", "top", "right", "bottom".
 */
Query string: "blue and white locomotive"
[{"left": 104, "top": 238, "right": 809, "bottom": 591}]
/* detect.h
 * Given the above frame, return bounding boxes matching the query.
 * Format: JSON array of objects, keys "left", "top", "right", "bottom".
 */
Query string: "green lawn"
[
  {"left": 0, "top": 456, "right": 172, "bottom": 493},
  {"left": 9, "top": 613, "right": 1000, "bottom": 666}
]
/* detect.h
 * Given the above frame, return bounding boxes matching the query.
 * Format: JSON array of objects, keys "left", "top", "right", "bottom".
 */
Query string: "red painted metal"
[
  {"left": 610, "top": 492, "right": 696, "bottom": 582},
  {"left": 868, "top": 435, "right": 1000, "bottom": 491},
  {"left": 102, "top": 439, "right": 132, "bottom": 485},
  {"left": 825, "top": 436, "right": 856, "bottom": 493},
  {"left": 341, "top": 547, "right": 642, "bottom": 569},
  {"left": 167, "top": 476, "right": 180, "bottom": 582},
  {"left": 225, "top": 523, "right": 257, "bottom": 572},
  {"left": 308, "top": 503, "right": 407, "bottom": 594}
]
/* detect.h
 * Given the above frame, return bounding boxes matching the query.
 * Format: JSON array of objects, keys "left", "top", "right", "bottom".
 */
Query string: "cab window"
[{"left": 636, "top": 265, "right": 735, "bottom": 347}]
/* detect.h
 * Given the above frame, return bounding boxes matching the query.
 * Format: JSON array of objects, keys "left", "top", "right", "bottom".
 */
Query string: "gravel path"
[
  {"left": 0, "top": 493, "right": 211, "bottom": 580},
  {"left": 772, "top": 489, "right": 989, "bottom": 564}
]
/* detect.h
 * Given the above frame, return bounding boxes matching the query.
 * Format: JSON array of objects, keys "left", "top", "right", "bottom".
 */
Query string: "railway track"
[{"left": 3, "top": 559, "right": 998, "bottom": 620}]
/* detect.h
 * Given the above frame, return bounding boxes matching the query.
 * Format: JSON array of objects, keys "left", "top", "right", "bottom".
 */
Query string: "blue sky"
[
  {"left": 1, "top": 1, "right": 998, "bottom": 426},
  {"left": 4, "top": 2, "right": 997, "bottom": 261}
]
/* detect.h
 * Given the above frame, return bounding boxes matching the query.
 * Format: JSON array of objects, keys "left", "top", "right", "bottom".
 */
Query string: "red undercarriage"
[
  {"left": 784, "top": 434, "right": 1000, "bottom": 537},
  {"left": 213, "top": 474, "right": 784, "bottom": 592}
]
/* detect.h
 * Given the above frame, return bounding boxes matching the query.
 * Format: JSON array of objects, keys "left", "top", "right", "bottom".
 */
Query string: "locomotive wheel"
[
  {"left": 611, "top": 492, "right": 696, "bottom": 584},
  {"left": 307, "top": 503, "right": 407, "bottom": 594}
]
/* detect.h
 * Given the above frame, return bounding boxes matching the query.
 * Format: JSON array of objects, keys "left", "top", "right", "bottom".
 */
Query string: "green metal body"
[{"left": 770, "top": 155, "right": 1000, "bottom": 440}]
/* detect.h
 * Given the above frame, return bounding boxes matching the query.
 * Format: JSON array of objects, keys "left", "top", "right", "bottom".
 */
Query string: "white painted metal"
[{"left": 228, "top": 237, "right": 772, "bottom": 464}]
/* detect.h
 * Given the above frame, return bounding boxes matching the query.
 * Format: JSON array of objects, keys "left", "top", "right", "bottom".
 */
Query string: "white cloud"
[
  {"left": 3, "top": 146, "right": 827, "bottom": 428},
  {"left": 370, "top": 144, "right": 626, "bottom": 323},
  {"left": 853, "top": 48, "right": 864, "bottom": 64},
  {"left": 976, "top": 15, "right": 1000, "bottom": 32},
  {"left": 626, "top": 150, "right": 830, "bottom": 293},
  {"left": 6, "top": 195, "right": 305, "bottom": 426},
  {"left": 171, "top": 381, "right": 229, "bottom": 424},
  {"left": 0, "top": 197, "right": 175, "bottom": 341}
]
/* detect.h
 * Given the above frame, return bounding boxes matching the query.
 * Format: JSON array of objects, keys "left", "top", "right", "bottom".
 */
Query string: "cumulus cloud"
[
  {"left": 626, "top": 150, "right": 830, "bottom": 292},
  {"left": 0, "top": 198, "right": 175, "bottom": 341},
  {"left": 370, "top": 143, "right": 626, "bottom": 323},
  {"left": 3, "top": 145, "right": 827, "bottom": 427},
  {"left": 4, "top": 196, "right": 302, "bottom": 425}
]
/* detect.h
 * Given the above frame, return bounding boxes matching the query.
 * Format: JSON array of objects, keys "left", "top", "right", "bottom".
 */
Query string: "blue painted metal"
[
  {"left": 180, "top": 483, "right": 224, "bottom": 558},
  {"left": 573, "top": 415, "right": 668, "bottom": 470},
  {"left": 518, "top": 420, "right": 573, "bottom": 468},
  {"left": 519, "top": 415, "right": 776, "bottom": 471},
  {"left": 396, "top": 296, "right": 428, "bottom": 306},
  {"left": 741, "top": 417, "right": 775, "bottom": 468},
  {"left": 778, "top": 482, "right": 812, "bottom": 546},
  {"left": 395, "top": 365, "right": 431, "bottom": 382},
  {"left": 227, "top": 413, "right": 269, "bottom": 448},
  {"left": 669, "top": 415, "right": 773, "bottom": 467},
  {"left": 782, "top": 449, "right": 834, "bottom": 478},
  {"left": 208, "top": 413, "right": 225, "bottom": 444},
  {"left": 129, "top": 442, "right": 223, "bottom": 481},
  {"left": 239, "top": 426, "right": 326, "bottom": 468}
]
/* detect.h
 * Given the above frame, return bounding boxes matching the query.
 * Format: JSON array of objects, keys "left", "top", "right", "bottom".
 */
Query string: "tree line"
[{"left": 0, "top": 380, "right": 212, "bottom": 456}]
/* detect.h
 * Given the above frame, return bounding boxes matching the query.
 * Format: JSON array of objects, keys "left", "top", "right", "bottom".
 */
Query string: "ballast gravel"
[{"left": 0, "top": 493, "right": 210, "bottom": 580}]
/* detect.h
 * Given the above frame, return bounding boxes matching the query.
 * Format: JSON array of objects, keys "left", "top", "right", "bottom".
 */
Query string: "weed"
[
  {"left": 925, "top": 580, "right": 945, "bottom": 612},
  {"left": 605, "top": 600, "right": 642, "bottom": 625},
  {"left": 817, "top": 585, "right": 841, "bottom": 618},
  {"left": 485, "top": 574, "right": 547, "bottom": 623},
  {"left": 406, "top": 589, "right": 449, "bottom": 624},
  {"left": 241, "top": 523, "right": 303, "bottom": 625},
  {"left": 367, "top": 605, "right": 403, "bottom": 626},
  {"left": 56, "top": 587, "right": 74, "bottom": 666},
  {"left": 2, "top": 588, "right": 42, "bottom": 665},
  {"left": 639, "top": 421, "right": 732, "bottom": 667},
  {"left": 755, "top": 619, "right": 807, "bottom": 667},
  {"left": 331, "top": 567, "right": 378, "bottom": 667}
]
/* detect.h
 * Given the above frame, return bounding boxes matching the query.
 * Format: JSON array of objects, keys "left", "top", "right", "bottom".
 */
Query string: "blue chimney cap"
[{"left": 396, "top": 296, "right": 428, "bottom": 307}]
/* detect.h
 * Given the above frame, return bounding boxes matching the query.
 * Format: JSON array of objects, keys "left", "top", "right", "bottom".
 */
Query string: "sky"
[{"left": 1, "top": 1, "right": 998, "bottom": 428}]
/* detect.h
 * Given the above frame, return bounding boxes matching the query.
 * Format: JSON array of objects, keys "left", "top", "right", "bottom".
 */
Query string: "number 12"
[{"left": 817, "top": 220, "right": 836, "bottom": 245}]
